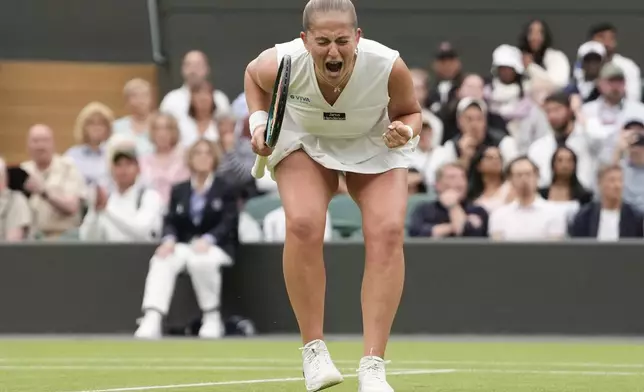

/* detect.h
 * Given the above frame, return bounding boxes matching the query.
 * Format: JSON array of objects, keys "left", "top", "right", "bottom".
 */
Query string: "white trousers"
[{"left": 140, "top": 243, "right": 232, "bottom": 314}]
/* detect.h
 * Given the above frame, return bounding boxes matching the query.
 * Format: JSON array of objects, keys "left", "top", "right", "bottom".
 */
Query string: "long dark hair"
[
  {"left": 518, "top": 19, "right": 554, "bottom": 67},
  {"left": 548, "top": 146, "right": 589, "bottom": 201},
  {"left": 467, "top": 146, "right": 504, "bottom": 201},
  {"left": 188, "top": 82, "right": 217, "bottom": 119}
]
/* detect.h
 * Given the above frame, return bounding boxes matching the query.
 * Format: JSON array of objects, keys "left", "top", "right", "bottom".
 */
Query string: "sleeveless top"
[{"left": 274, "top": 38, "right": 400, "bottom": 165}]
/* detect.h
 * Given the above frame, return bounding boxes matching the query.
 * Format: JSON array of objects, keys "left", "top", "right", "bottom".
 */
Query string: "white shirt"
[
  {"left": 527, "top": 122, "right": 604, "bottom": 189},
  {"left": 160, "top": 86, "right": 231, "bottom": 121},
  {"left": 238, "top": 211, "right": 263, "bottom": 243},
  {"left": 178, "top": 117, "right": 219, "bottom": 148},
  {"left": 525, "top": 48, "right": 571, "bottom": 89},
  {"left": 597, "top": 208, "right": 620, "bottom": 241},
  {"left": 582, "top": 99, "right": 644, "bottom": 140},
  {"left": 489, "top": 197, "right": 566, "bottom": 240},
  {"left": 80, "top": 184, "right": 163, "bottom": 242},
  {"left": 263, "top": 206, "right": 333, "bottom": 242}
]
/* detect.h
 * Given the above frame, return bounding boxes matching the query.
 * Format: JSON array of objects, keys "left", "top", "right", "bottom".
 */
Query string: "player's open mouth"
[{"left": 325, "top": 61, "right": 343, "bottom": 73}]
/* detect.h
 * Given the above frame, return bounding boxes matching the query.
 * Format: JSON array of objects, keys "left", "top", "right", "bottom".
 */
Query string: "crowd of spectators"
[{"left": 2, "top": 20, "right": 644, "bottom": 337}]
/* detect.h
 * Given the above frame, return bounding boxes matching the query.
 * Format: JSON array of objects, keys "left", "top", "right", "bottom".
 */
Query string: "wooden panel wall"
[{"left": 0, "top": 61, "right": 158, "bottom": 164}]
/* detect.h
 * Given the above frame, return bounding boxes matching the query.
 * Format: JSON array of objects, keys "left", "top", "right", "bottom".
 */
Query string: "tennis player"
[{"left": 244, "top": 0, "right": 421, "bottom": 391}]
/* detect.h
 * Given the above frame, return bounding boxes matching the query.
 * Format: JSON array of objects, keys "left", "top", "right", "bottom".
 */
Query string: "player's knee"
[
  {"left": 365, "top": 217, "right": 405, "bottom": 249},
  {"left": 286, "top": 212, "right": 326, "bottom": 243}
]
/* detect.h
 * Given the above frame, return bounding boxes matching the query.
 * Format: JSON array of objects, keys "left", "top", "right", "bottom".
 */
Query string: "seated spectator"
[
  {"left": 410, "top": 68, "right": 444, "bottom": 146},
  {"left": 180, "top": 82, "right": 220, "bottom": 147},
  {"left": 570, "top": 164, "right": 643, "bottom": 239},
  {"left": 529, "top": 91, "right": 603, "bottom": 189},
  {"left": 112, "top": 78, "right": 155, "bottom": 155},
  {"left": 264, "top": 207, "right": 333, "bottom": 242},
  {"left": 538, "top": 146, "right": 593, "bottom": 223},
  {"left": 0, "top": 157, "right": 32, "bottom": 241},
  {"left": 467, "top": 146, "right": 514, "bottom": 213},
  {"left": 22, "top": 124, "right": 87, "bottom": 239},
  {"left": 489, "top": 156, "right": 566, "bottom": 241},
  {"left": 135, "top": 139, "right": 238, "bottom": 339},
  {"left": 607, "top": 119, "right": 644, "bottom": 212},
  {"left": 427, "top": 42, "right": 463, "bottom": 114},
  {"left": 485, "top": 44, "right": 534, "bottom": 138},
  {"left": 215, "top": 113, "right": 236, "bottom": 155},
  {"left": 216, "top": 114, "right": 257, "bottom": 189},
  {"left": 566, "top": 41, "right": 606, "bottom": 104},
  {"left": 428, "top": 98, "right": 518, "bottom": 185},
  {"left": 518, "top": 19, "right": 570, "bottom": 95},
  {"left": 139, "top": 113, "right": 190, "bottom": 205},
  {"left": 587, "top": 23, "right": 641, "bottom": 102},
  {"left": 409, "top": 113, "right": 435, "bottom": 193},
  {"left": 230, "top": 92, "right": 248, "bottom": 137},
  {"left": 408, "top": 162, "right": 488, "bottom": 238},
  {"left": 79, "top": 146, "right": 163, "bottom": 242},
  {"left": 438, "top": 74, "right": 508, "bottom": 144},
  {"left": 160, "top": 50, "right": 231, "bottom": 121},
  {"left": 65, "top": 102, "right": 114, "bottom": 186}
]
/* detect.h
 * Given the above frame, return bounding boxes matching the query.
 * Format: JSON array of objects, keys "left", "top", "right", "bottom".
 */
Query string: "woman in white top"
[
  {"left": 112, "top": 78, "right": 155, "bottom": 155},
  {"left": 468, "top": 146, "right": 514, "bottom": 213},
  {"left": 245, "top": 1, "right": 421, "bottom": 390},
  {"left": 179, "top": 82, "right": 219, "bottom": 148},
  {"left": 518, "top": 19, "right": 571, "bottom": 96}
]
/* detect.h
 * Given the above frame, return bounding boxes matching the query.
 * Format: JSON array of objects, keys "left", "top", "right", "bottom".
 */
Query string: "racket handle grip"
[{"left": 252, "top": 156, "right": 268, "bottom": 179}]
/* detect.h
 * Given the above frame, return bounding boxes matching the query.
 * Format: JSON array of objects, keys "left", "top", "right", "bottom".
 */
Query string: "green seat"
[
  {"left": 406, "top": 192, "right": 436, "bottom": 227},
  {"left": 328, "top": 194, "right": 362, "bottom": 237},
  {"left": 350, "top": 228, "right": 364, "bottom": 239},
  {"left": 243, "top": 193, "right": 282, "bottom": 225}
]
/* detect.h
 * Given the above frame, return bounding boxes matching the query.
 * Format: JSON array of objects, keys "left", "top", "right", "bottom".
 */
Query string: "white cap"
[
  {"left": 577, "top": 41, "right": 606, "bottom": 59},
  {"left": 492, "top": 44, "right": 524, "bottom": 74},
  {"left": 457, "top": 97, "right": 488, "bottom": 116}
]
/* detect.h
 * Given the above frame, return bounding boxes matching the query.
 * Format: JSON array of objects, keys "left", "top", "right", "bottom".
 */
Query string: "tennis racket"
[{"left": 251, "top": 54, "right": 292, "bottom": 179}]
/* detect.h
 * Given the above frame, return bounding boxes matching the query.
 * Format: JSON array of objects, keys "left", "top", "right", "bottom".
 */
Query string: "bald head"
[
  {"left": 182, "top": 50, "right": 210, "bottom": 88},
  {"left": 27, "top": 124, "right": 55, "bottom": 164}
]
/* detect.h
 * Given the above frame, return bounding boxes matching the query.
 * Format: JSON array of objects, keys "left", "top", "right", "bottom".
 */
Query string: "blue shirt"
[
  {"left": 64, "top": 144, "right": 109, "bottom": 186},
  {"left": 621, "top": 159, "right": 644, "bottom": 213}
]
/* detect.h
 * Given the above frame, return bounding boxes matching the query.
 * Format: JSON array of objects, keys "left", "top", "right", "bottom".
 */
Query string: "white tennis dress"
[{"left": 266, "top": 37, "right": 419, "bottom": 176}]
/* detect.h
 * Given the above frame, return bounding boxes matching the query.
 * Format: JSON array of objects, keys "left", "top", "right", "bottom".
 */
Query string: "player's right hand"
[
  {"left": 251, "top": 125, "right": 273, "bottom": 157},
  {"left": 155, "top": 240, "right": 175, "bottom": 259}
]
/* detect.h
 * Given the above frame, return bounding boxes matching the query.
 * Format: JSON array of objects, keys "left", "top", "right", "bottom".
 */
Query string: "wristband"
[{"left": 249, "top": 111, "right": 269, "bottom": 136}]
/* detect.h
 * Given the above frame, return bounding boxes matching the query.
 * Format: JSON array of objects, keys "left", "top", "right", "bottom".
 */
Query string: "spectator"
[
  {"left": 438, "top": 74, "right": 508, "bottom": 144},
  {"left": 408, "top": 162, "right": 488, "bottom": 238},
  {"left": 139, "top": 113, "right": 190, "bottom": 205},
  {"left": 264, "top": 207, "right": 333, "bottom": 242},
  {"left": 607, "top": 119, "right": 644, "bottom": 212},
  {"left": 230, "top": 92, "right": 249, "bottom": 137},
  {"left": 427, "top": 42, "right": 463, "bottom": 113},
  {"left": 135, "top": 139, "right": 238, "bottom": 339},
  {"left": 410, "top": 68, "right": 444, "bottom": 147},
  {"left": 566, "top": 41, "right": 606, "bottom": 103},
  {"left": 518, "top": 19, "right": 571, "bottom": 93},
  {"left": 179, "top": 82, "right": 220, "bottom": 147},
  {"left": 160, "top": 50, "right": 231, "bottom": 121},
  {"left": 485, "top": 44, "right": 534, "bottom": 137},
  {"left": 570, "top": 165, "right": 644, "bottom": 239},
  {"left": 215, "top": 113, "right": 237, "bottom": 155},
  {"left": 529, "top": 91, "right": 603, "bottom": 189},
  {"left": 0, "top": 157, "right": 32, "bottom": 241},
  {"left": 587, "top": 23, "right": 641, "bottom": 102},
  {"left": 217, "top": 115, "right": 257, "bottom": 190},
  {"left": 489, "top": 156, "right": 566, "bottom": 240},
  {"left": 79, "top": 146, "right": 163, "bottom": 242},
  {"left": 22, "top": 125, "right": 87, "bottom": 239},
  {"left": 65, "top": 102, "right": 114, "bottom": 186},
  {"left": 467, "top": 146, "right": 514, "bottom": 213},
  {"left": 538, "top": 146, "right": 593, "bottom": 223},
  {"left": 112, "top": 78, "right": 156, "bottom": 156},
  {"left": 409, "top": 113, "right": 435, "bottom": 193},
  {"left": 427, "top": 98, "right": 518, "bottom": 185}
]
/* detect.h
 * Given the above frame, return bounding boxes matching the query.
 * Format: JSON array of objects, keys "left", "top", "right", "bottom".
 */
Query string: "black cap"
[
  {"left": 112, "top": 149, "right": 138, "bottom": 163},
  {"left": 588, "top": 22, "right": 616, "bottom": 38},
  {"left": 435, "top": 41, "right": 458, "bottom": 60}
]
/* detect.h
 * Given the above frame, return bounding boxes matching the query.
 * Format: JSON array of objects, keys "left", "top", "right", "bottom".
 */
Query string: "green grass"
[{"left": 1, "top": 338, "right": 643, "bottom": 391}]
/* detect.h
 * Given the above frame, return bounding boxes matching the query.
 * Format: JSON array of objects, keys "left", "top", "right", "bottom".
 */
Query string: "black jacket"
[
  {"left": 569, "top": 201, "right": 644, "bottom": 238},
  {"left": 162, "top": 177, "right": 239, "bottom": 257}
]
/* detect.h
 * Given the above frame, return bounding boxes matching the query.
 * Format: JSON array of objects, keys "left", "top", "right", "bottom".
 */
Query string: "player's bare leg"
[
  {"left": 275, "top": 151, "right": 343, "bottom": 391},
  {"left": 347, "top": 168, "right": 407, "bottom": 392}
]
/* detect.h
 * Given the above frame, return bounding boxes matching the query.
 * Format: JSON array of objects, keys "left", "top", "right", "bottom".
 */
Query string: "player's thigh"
[
  {"left": 274, "top": 150, "right": 338, "bottom": 240},
  {"left": 345, "top": 168, "right": 408, "bottom": 242}
]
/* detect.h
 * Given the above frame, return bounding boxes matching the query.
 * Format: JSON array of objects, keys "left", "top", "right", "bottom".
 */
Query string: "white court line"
[
  {"left": 0, "top": 365, "right": 310, "bottom": 371},
  {"left": 462, "top": 369, "right": 644, "bottom": 377},
  {"left": 62, "top": 369, "right": 454, "bottom": 392},
  {"left": 4, "top": 357, "right": 644, "bottom": 368}
]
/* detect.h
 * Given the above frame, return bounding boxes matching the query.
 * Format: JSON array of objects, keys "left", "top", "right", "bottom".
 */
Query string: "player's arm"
[
  {"left": 387, "top": 57, "right": 422, "bottom": 137},
  {"left": 244, "top": 48, "right": 278, "bottom": 116}
]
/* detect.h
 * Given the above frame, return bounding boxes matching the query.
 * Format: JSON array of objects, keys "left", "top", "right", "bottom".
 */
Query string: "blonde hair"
[
  {"left": 123, "top": 78, "right": 151, "bottom": 98},
  {"left": 73, "top": 102, "right": 114, "bottom": 143},
  {"left": 186, "top": 138, "right": 222, "bottom": 173},
  {"left": 303, "top": 0, "right": 357, "bottom": 31},
  {"left": 149, "top": 112, "right": 180, "bottom": 148}
]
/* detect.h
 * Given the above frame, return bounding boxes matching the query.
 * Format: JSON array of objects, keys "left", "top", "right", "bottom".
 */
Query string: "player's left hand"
[{"left": 383, "top": 121, "right": 413, "bottom": 148}]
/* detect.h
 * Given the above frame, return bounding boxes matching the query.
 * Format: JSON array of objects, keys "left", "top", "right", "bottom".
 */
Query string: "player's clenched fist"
[
  {"left": 251, "top": 125, "right": 273, "bottom": 156},
  {"left": 382, "top": 121, "right": 414, "bottom": 148}
]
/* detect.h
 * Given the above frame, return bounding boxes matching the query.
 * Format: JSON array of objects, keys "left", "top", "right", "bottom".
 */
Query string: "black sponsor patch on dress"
[{"left": 323, "top": 112, "right": 346, "bottom": 120}]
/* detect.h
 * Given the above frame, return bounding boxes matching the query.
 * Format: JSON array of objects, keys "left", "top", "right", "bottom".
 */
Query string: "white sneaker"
[
  {"left": 357, "top": 356, "right": 394, "bottom": 392},
  {"left": 199, "top": 311, "right": 224, "bottom": 339},
  {"left": 301, "top": 339, "right": 344, "bottom": 391},
  {"left": 134, "top": 311, "right": 162, "bottom": 339}
]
